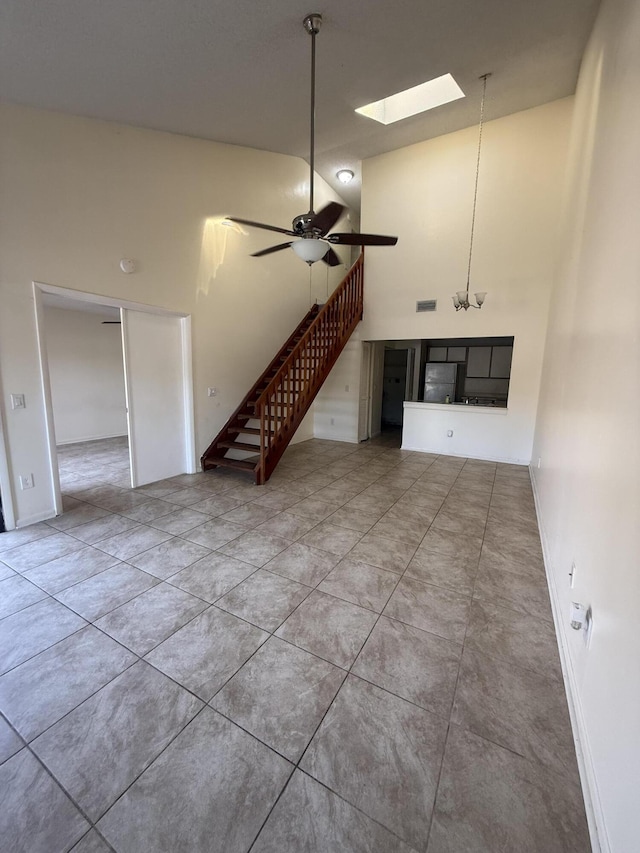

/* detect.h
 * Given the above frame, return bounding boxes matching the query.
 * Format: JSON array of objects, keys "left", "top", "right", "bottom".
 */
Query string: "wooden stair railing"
[{"left": 201, "top": 251, "right": 364, "bottom": 484}]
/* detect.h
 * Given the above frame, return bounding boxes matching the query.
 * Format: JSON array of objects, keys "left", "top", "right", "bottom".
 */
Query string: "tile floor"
[{"left": 0, "top": 435, "right": 591, "bottom": 852}]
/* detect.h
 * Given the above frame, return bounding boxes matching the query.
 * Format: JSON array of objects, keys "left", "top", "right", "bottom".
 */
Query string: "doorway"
[
  {"left": 382, "top": 348, "right": 411, "bottom": 429},
  {"left": 360, "top": 340, "right": 420, "bottom": 441},
  {"left": 33, "top": 283, "right": 196, "bottom": 518},
  {"left": 41, "top": 295, "right": 131, "bottom": 497}
]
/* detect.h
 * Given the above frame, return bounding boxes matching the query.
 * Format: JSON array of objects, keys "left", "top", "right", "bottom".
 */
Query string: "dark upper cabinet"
[
  {"left": 490, "top": 346, "right": 513, "bottom": 378},
  {"left": 428, "top": 346, "right": 447, "bottom": 361},
  {"left": 467, "top": 346, "right": 492, "bottom": 377},
  {"left": 447, "top": 346, "right": 466, "bottom": 362}
]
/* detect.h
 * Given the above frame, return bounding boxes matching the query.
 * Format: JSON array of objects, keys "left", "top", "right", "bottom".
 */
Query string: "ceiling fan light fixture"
[
  {"left": 336, "top": 169, "right": 354, "bottom": 184},
  {"left": 291, "top": 238, "right": 328, "bottom": 264}
]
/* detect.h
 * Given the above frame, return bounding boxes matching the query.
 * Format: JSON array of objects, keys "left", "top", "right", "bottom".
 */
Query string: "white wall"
[
  {"left": 313, "top": 332, "right": 363, "bottom": 443},
  {"left": 315, "top": 98, "right": 572, "bottom": 460},
  {"left": 0, "top": 104, "right": 349, "bottom": 525},
  {"left": 531, "top": 0, "right": 640, "bottom": 849},
  {"left": 44, "top": 306, "right": 127, "bottom": 444},
  {"left": 403, "top": 403, "right": 527, "bottom": 463}
]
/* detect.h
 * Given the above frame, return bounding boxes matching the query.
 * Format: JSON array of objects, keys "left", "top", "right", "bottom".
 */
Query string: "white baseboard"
[
  {"left": 56, "top": 432, "right": 128, "bottom": 446},
  {"left": 401, "top": 445, "right": 529, "bottom": 465},
  {"left": 312, "top": 430, "right": 359, "bottom": 443},
  {"left": 530, "top": 466, "right": 608, "bottom": 853},
  {"left": 15, "top": 509, "right": 57, "bottom": 528}
]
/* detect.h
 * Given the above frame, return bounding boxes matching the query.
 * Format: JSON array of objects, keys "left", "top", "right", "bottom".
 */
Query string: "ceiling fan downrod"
[{"left": 303, "top": 13, "right": 322, "bottom": 217}]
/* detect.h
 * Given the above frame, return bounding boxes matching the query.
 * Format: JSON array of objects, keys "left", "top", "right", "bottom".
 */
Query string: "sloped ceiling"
[{"left": 0, "top": 0, "right": 599, "bottom": 211}]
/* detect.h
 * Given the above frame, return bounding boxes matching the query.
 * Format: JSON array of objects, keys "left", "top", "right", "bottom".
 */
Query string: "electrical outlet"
[
  {"left": 19, "top": 474, "right": 34, "bottom": 490},
  {"left": 330, "top": 417, "right": 335, "bottom": 425},
  {"left": 569, "top": 561, "right": 576, "bottom": 588},
  {"left": 344, "top": 384, "right": 349, "bottom": 392}
]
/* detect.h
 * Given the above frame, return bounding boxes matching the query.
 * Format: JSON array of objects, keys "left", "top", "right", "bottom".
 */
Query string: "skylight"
[{"left": 355, "top": 73, "right": 465, "bottom": 125}]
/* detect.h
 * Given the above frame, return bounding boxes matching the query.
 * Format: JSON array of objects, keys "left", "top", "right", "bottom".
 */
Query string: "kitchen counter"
[{"left": 404, "top": 401, "right": 508, "bottom": 415}]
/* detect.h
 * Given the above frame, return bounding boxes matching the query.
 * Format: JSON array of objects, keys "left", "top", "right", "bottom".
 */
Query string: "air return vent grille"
[{"left": 416, "top": 299, "right": 437, "bottom": 312}]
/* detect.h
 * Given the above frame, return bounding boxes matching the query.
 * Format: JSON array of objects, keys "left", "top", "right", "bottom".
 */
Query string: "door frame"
[
  {"left": 0, "top": 383, "right": 15, "bottom": 531},
  {"left": 32, "top": 281, "right": 196, "bottom": 511}
]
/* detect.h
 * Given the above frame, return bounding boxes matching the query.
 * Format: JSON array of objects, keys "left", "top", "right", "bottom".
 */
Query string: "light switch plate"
[{"left": 11, "top": 394, "right": 25, "bottom": 410}]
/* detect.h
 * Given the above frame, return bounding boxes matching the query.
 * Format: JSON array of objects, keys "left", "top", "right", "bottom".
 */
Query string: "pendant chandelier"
[{"left": 453, "top": 74, "right": 490, "bottom": 312}]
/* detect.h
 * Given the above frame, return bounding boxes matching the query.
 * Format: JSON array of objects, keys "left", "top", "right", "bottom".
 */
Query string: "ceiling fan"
[{"left": 228, "top": 13, "right": 398, "bottom": 266}]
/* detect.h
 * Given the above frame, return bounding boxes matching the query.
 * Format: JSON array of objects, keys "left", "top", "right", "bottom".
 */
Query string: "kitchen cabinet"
[
  {"left": 447, "top": 346, "right": 466, "bottom": 362},
  {"left": 467, "top": 346, "right": 492, "bottom": 377},
  {"left": 490, "top": 346, "right": 513, "bottom": 378},
  {"left": 428, "top": 346, "right": 447, "bottom": 361}
]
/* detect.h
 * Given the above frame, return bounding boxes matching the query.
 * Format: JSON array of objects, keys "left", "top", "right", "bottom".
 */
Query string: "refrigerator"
[{"left": 423, "top": 363, "right": 457, "bottom": 403}]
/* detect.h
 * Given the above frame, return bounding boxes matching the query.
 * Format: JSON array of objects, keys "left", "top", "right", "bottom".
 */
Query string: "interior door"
[
  {"left": 358, "top": 342, "right": 373, "bottom": 442},
  {"left": 121, "top": 309, "right": 192, "bottom": 487},
  {"left": 370, "top": 342, "right": 385, "bottom": 437}
]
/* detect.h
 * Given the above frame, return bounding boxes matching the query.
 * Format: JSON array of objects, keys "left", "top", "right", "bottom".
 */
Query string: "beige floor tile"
[{"left": 0, "top": 437, "right": 587, "bottom": 853}]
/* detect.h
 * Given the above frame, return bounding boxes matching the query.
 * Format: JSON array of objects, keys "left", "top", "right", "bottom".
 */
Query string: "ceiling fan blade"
[
  {"left": 228, "top": 217, "right": 297, "bottom": 237},
  {"left": 322, "top": 247, "right": 342, "bottom": 267},
  {"left": 251, "top": 242, "right": 294, "bottom": 257},
  {"left": 309, "top": 202, "right": 346, "bottom": 236},
  {"left": 327, "top": 232, "right": 398, "bottom": 246}
]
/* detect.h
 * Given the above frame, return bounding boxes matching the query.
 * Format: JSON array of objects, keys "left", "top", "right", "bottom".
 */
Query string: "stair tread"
[
  {"left": 229, "top": 427, "right": 273, "bottom": 436},
  {"left": 219, "top": 441, "right": 261, "bottom": 452},
  {"left": 209, "top": 457, "right": 257, "bottom": 472}
]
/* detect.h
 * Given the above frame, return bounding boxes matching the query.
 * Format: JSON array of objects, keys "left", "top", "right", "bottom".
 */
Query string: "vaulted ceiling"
[{"left": 0, "top": 0, "right": 599, "bottom": 210}]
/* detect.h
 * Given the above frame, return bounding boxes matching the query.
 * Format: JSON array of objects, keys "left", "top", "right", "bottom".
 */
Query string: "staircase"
[{"left": 201, "top": 252, "right": 364, "bottom": 485}]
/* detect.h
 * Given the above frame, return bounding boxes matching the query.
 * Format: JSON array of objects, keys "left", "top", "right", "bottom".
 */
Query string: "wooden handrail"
[{"left": 256, "top": 252, "right": 364, "bottom": 482}]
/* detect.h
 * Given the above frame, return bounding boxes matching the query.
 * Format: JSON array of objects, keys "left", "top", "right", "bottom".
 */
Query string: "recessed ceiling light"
[
  {"left": 336, "top": 169, "right": 355, "bottom": 184},
  {"left": 355, "top": 73, "right": 465, "bottom": 125}
]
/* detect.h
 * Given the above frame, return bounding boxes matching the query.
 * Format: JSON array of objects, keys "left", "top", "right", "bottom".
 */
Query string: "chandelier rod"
[{"left": 465, "top": 73, "right": 490, "bottom": 292}]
